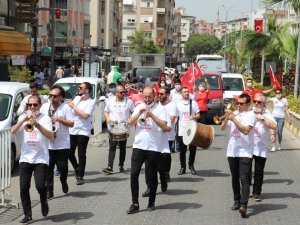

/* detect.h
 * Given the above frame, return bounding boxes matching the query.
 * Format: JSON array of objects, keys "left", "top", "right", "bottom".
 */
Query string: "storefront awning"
[{"left": 0, "top": 30, "right": 31, "bottom": 56}]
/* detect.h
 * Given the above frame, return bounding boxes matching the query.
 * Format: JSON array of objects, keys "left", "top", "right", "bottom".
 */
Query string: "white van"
[
  {"left": 222, "top": 73, "right": 245, "bottom": 105},
  {"left": 55, "top": 77, "right": 106, "bottom": 135}
]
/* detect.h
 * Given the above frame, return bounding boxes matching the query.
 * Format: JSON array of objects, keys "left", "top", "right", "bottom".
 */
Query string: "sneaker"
[
  {"left": 177, "top": 168, "right": 186, "bottom": 175},
  {"left": 102, "top": 167, "right": 113, "bottom": 174},
  {"left": 47, "top": 191, "right": 54, "bottom": 200},
  {"left": 54, "top": 170, "right": 60, "bottom": 177},
  {"left": 253, "top": 194, "right": 262, "bottom": 202},
  {"left": 231, "top": 200, "right": 240, "bottom": 210},
  {"left": 270, "top": 146, "right": 276, "bottom": 152},
  {"left": 278, "top": 145, "right": 282, "bottom": 150},
  {"left": 147, "top": 202, "right": 156, "bottom": 211},
  {"left": 127, "top": 204, "right": 139, "bottom": 214},
  {"left": 41, "top": 201, "right": 49, "bottom": 217},
  {"left": 142, "top": 188, "right": 150, "bottom": 197},
  {"left": 161, "top": 181, "right": 168, "bottom": 192},
  {"left": 119, "top": 166, "right": 125, "bottom": 173},
  {"left": 61, "top": 180, "right": 69, "bottom": 193},
  {"left": 19, "top": 215, "right": 32, "bottom": 224},
  {"left": 189, "top": 166, "right": 197, "bottom": 175},
  {"left": 239, "top": 206, "right": 247, "bottom": 218},
  {"left": 76, "top": 177, "right": 84, "bottom": 185}
]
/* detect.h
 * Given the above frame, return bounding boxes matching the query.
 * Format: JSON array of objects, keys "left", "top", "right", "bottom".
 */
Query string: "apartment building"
[
  {"left": 194, "top": 20, "right": 214, "bottom": 35},
  {"left": 172, "top": 8, "right": 181, "bottom": 65},
  {"left": 226, "top": 17, "right": 248, "bottom": 34}
]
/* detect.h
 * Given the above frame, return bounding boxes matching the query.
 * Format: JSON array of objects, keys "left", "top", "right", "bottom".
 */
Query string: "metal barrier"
[{"left": 0, "top": 129, "right": 17, "bottom": 208}]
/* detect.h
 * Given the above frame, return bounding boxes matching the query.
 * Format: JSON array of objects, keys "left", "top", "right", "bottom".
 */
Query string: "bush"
[
  {"left": 286, "top": 95, "right": 300, "bottom": 114},
  {"left": 8, "top": 65, "right": 32, "bottom": 83},
  {"left": 39, "top": 88, "right": 50, "bottom": 95}
]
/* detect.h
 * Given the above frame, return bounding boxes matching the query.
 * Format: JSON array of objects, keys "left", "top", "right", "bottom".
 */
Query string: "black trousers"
[
  {"left": 145, "top": 153, "right": 172, "bottom": 186},
  {"left": 19, "top": 162, "right": 48, "bottom": 217},
  {"left": 227, "top": 157, "right": 253, "bottom": 207},
  {"left": 252, "top": 155, "right": 267, "bottom": 196},
  {"left": 178, "top": 136, "right": 197, "bottom": 169},
  {"left": 108, "top": 138, "right": 127, "bottom": 168},
  {"left": 69, "top": 134, "right": 90, "bottom": 178},
  {"left": 47, "top": 149, "right": 70, "bottom": 192},
  {"left": 130, "top": 148, "right": 160, "bottom": 205},
  {"left": 198, "top": 111, "right": 208, "bottom": 124}
]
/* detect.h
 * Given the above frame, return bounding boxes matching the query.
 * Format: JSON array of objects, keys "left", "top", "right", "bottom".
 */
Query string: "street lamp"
[{"left": 220, "top": 5, "right": 235, "bottom": 60}]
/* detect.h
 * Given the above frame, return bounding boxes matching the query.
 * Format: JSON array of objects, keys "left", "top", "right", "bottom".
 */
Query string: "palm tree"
[{"left": 264, "top": 0, "right": 300, "bottom": 97}]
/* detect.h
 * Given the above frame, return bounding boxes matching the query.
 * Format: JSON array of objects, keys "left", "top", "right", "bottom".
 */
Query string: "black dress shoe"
[
  {"left": 47, "top": 191, "right": 54, "bottom": 200},
  {"left": 41, "top": 202, "right": 49, "bottom": 217},
  {"left": 147, "top": 203, "right": 155, "bottom": 211},
  {"left": 19, "top": 215, "right": 32, "bottom": 224},
  {"left": 119, "top": 166, "right": 125, "bottom": 173},
  {"left": 161, "top": 182, "right": 168, "bottom": 192},
  {"left": 177, "top": 168, "right": 186, "bottom": 175},
  {"left": 142, "top": 188, "right": 150, "bottom": 197},
  {"left": 239, "top": 206, "right": 247, "bottom": 218},
  {"left": 231, "top": 201, "right": 240, "bottom": 210},
  {"left": 127, "top": 204, "right": 139, "bottom": 214},
  {"left": 61, "top": 180, "right": 69, "bottom": 193},
  {"left": 189, "top": 166, "right": 197, "bottom": 175}
]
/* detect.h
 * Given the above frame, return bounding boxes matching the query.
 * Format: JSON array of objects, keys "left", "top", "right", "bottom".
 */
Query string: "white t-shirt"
[
  {"left": 69, "top": 96, "right": 96, "bottom": 137},
  {"left": 17, "top": 95, "right": 49, "bottom": 116},
  {"left": 170, "top": 89, "right": 182, "bottom": 103},
  {"left": 105, "top": 97, "right": 135, "bottom": 130},
  {"left": 40, "top": 102, "right": 74, "bottom": 150},
  {"left": 253, "top": 110, "right": 276, "bottom": 158},
  {"left": 34, "top": 71, "right": 44, "bottom": 85},
  {"left": 163, "top": 101, "right": 178, "bottom": 141},
  {"left": 271, "top": 97, "right": 288, "bottom": 119},
  {"left": 159, "top": 103, "right": 172, "bottom": 153},
  {"left": 226, "top": 110, "right": 256, "bottom": 158},
  {"left": 132, "top": 103, "right": 168, "bottom": 152},
  {"left": 19, "top": 113, "right": 52, "bottom": 165},
  {"left": 176, "top": 99, "right": 200, "bottom": 136}
]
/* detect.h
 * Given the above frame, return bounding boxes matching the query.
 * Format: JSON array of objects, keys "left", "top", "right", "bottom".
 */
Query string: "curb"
[{"left": 285, "top": 121, "right": 299, "bottom": 138}]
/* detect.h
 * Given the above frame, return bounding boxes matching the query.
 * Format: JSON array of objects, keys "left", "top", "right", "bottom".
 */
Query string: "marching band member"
[
  {"left": 11, "top": 96, "right": 53, "bottom": 224},
  {"left": 252, "top": 93, "right": 277, "bottom": 201},
  {"left": 40, "top": 85, "right": 74, "bottom": 199},
  {"left": 126, "top": 87, "right": 168, "bottom": 214},
  {"left": 221, "top": 93, "right": 256, "bottom": 218},
  {"left": 176, "top": 87, "right": 200, "bottom": 175},
  {"left": 102, "top": 85, "right": 134, "bottom": 174},
  {"left": 67, "top": 82, "right": 96, "bottom": 185}
]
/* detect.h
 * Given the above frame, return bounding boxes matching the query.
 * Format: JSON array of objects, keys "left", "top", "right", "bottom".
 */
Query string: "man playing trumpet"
[
  {"left": 11, "top": 96, "right": 53, "bottom": 224},
  {"left": 40, "top": 85, "right": 74, "bottom": 199},
  {"left": 221, "top": 93, "right": 256, "bottom": 218}
]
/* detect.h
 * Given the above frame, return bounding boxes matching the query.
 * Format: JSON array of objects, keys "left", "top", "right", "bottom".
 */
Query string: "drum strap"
[{"left": 189, "top": 99, "right": 192, "bottom": 116}]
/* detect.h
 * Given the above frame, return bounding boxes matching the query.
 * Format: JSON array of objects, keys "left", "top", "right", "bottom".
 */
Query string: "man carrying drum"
[{"left": 103, "top": 85, "right": 135, "bottom": 174}]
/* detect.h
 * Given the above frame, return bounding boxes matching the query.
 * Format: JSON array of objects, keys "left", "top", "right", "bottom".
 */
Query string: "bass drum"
[{"left": 183, "top": 120, "right": 215, "bottom": 149}]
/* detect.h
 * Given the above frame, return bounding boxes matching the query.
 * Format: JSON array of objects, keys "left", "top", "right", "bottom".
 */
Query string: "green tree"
[
  {"left": 184, "top": 34, "right": 223, "bottom": 59},
  {"left": 8, "top": 65, "right": 32, "bottom": 83},
  {"left": 128, "top": 30, "right": 163, "bottom": 54}
]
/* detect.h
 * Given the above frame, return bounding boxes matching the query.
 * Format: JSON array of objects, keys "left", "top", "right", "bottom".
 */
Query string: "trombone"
[{"left": 213, "top": 101, "right": 237, "bottom": 125}]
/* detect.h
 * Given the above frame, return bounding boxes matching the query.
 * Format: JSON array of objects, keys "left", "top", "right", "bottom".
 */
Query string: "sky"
[{"left": 175, "top": 0, "right": 264, "bottom": 22}]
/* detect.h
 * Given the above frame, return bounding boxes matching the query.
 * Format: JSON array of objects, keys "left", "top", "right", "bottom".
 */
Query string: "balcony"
[
  {"left": 172, "top": 43, "right": 177, "bottom": 48},
  {"left": 172, "top": 32, "right": 177, "bottom": 37},
  {"left": 156, "top": 23, "right": 165, "bottom": 30},
  {"left": 157, "top": 8, "right": 166, "bottom": 14},
  {"left": 126, "top": 22, "right": 135, "bottom": 27}
]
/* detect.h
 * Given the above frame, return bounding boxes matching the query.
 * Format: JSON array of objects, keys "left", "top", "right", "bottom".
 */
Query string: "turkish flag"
[
  {"left": 181, "top": 62, "right": 204, "bottom": 93},
  {"left": 254, "top": 19, "right": 263, "bottom": 33},
  {"left": 152, "top": 83, "right": 160, "bottom": 96},
  {"left": 126, "top": 87, "right": 138, "bottom": 96},
  {"left": 128, "top": 93, "right": 144, "bottom": 106},
  {"left": 269, "top": 66, "right": 281, "bottom": 90}
]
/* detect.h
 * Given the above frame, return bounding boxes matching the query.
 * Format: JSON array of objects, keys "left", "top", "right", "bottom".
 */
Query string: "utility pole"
[{"left": 50, "top": 8, "right": 55, "bottom": 86}]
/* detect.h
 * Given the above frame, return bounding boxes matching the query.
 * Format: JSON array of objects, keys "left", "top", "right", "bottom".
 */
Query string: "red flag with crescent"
[
  {"left": 269, "top": 65, "right": 281, "bottom": 90},
  {"left": 254, "top": 19, "right": 263, "bottom": 33},
  {"left": 181, "top": 62, "right": 204, "bottom": 93}
]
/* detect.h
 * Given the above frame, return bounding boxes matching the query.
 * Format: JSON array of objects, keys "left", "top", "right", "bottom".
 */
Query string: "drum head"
[{"left": 183, "top": 120, "right": 197, "bottom": 146}]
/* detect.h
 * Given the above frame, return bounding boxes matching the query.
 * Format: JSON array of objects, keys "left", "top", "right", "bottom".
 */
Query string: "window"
[{"left": 101, "top": 29, "right": 104, "bottom": 33}]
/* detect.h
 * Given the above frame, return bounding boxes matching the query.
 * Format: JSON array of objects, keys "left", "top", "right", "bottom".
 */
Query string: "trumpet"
[
  {"left": 213, "top": 101, "right": 237, "bottom": 125},
  {"left": 24, "top": 112, "right": 37, "bottom": 132},
  {"left": 139, "top": 111, "right": 147, "bottom": 125}
]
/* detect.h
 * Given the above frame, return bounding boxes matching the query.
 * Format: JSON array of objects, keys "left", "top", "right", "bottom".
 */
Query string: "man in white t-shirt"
[
  {"left": 170, "top": 79, "right": 182, "bottom": 103},
  {"left": 40, "top": 85, "right": 74, "bottom": 199},
  {"left": 17, "top": 82, "right": 48, "bottom": 116},
  {"left": 67, "top": 82, "right": 96, "bottom": 185},
  {"left": 176, "top": 87, "right": 200, "bottom": 175},
  {"left": 252, "top": 93, "right": 277, "bottom": 202},
  {"left": 126, "top": 87, "right": 169, "bottom": 214},
  {"left": 11, "top": 95, "right": 53, "bottom": 224},
  {"left": 102, "top": 85, "right": 135, "bottom": 174},
  {"left": 34, "top": 67, "right": 45, "bottom": 89},
  {"left": 55, "top": 66, "right": 64, "bottom": 80},
  {"left": 221, "top": 93, "right": 256, "bottom": 218}
]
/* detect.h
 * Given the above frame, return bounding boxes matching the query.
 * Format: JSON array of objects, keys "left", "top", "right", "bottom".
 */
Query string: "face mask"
[
  {"left": 199, "top": 87, "right": 204, "bottom": 91},
  {"left": 253, "top": 106, "right": 263, "bottom": 113},
  {"left": 175, "top": 84, "right": 181, "bottom": 91},
  {"left": 110, "top": 88, "right": 116, "bottom": 93},
  {"left": 246, "top": 82, "right": 253, "bottom": 88},
  {"left": 276, "top": 94, "right": 282, "bottom": 99},
  {"left": 160, "top": 83, "right": 165, "bottom": 87}
]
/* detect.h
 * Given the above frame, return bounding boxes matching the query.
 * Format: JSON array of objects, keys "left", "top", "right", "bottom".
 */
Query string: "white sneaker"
[
  {"left": 270, "top": 146, "right": 276, "bottom": 152},
  {"left": 278, "top": 145, "right": 282, "bottom": 150}
]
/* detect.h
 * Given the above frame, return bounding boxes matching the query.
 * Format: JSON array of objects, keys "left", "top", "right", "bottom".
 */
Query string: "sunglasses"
[
  {"left": 27, "top": 103, "right": 39, "bottom": 107},
  {"left": 79, "top": 86, "right": 85, "bottom": 90},
  {"left": 237, "top": 102, "right": 246, "bottom": 106},
  {"left": 253, "top": 100, "right": 263, "bottom": 105},
  {"left": 117, "top": 91, "right": 126, "bottom": 94},
  {"left": 49, "top": 94, "right": 60, "bottom": 98},
  {"left": 158, "top": 92, "right": 165, "bottom": 95}
]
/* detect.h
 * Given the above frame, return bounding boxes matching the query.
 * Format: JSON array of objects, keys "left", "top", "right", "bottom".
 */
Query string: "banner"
[
  {"left": 254, "top": 19, "right": 263, "bottom": 33},
  {"left": 181, "top": 62, "right": 204, "bottom": 93},
  {"left": 269, "top": 66, "right": 281, "bottom": 90}
]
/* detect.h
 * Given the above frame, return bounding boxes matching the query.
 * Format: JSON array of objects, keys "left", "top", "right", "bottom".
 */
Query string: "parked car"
[
  {"left": 54, "top": 77, "right": 106, "bottom": 135},
  {"left": 222, "top": 73, "right": 245, "bottom": 105},
  {"left": 0, "top": 82, "right": 29, "bottom": 171}
]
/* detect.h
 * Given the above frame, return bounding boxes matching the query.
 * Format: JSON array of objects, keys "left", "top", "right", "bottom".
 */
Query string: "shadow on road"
[
  {"left": 67, "top": 191, "right": 107, "bottom": 198},
  {"left": 157, "top": 202, "right": 202, "bottom": 212},
  {"left": 264, "top": 171, "right": 280, "bottom": 175},
  {"left": 33, "top": 212, "right": 94, "bottom": 223},
  {"left": 170, "top": 177, "right": 204, "bottom": 183},
  {"left": 262, "top": 192, "right": 300, "bottom": 199},
  {"left": 196, "top": 169, "right": 230, "bottom": 177},
  {"left": 158, "top": 189, "right": 198, "bottom": 196},
  {"left": 264, "top": 178, "right": 294, "bottom": 185},
  {"left": 248, "top": 203, "right": 287, "bottom": 217},
  {"left": 85, "top": 176, "right": 129, "bottom": 183}
]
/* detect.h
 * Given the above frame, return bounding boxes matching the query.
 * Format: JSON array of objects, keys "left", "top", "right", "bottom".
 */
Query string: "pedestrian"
[
  {"left": 11, "top": 95, "right": 53, "bottom": 224},
  {"left": 220, "top": 93, "right": 256, "bottom": 218},
  {"left": 40, "top": 85, "right": 74, "bottom": 199},
  {"left": 252, "top": 93, "right": 277, "bottom": 202},
  {"left": 55, "top": 66, "right": 64, "bottom": 80},
  {"left": 67, "top": 82, "right": 96, "bottom": 185},
  {"left": 242, "top": 78, "right": 274, "bottom": 101},
  {"left": 145, "top": 74, "right": 152, "bottom": 86},
  {"left": 176, "top": 87, "right": 200, "bottom": 175},
  {"left": 170, "top": 79, "right": 182, "bottom": 103},
  {"left": 126, "top": 87, "right": 169, "bottom": 214},
  {"left": 102, "top": 85, "right": 135, "bottom": 174},
  {"left": 269, "top": 89, "right": 291, "bottom": 151},
  {"left": 195, "top": 78, "right": 210, "bottom": 124},
  {"left": 63, "top": 64, "right": 72, "bottom": 78},
  {"left": 34, "top": 67, "right": 45, "bottom": 90}
]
